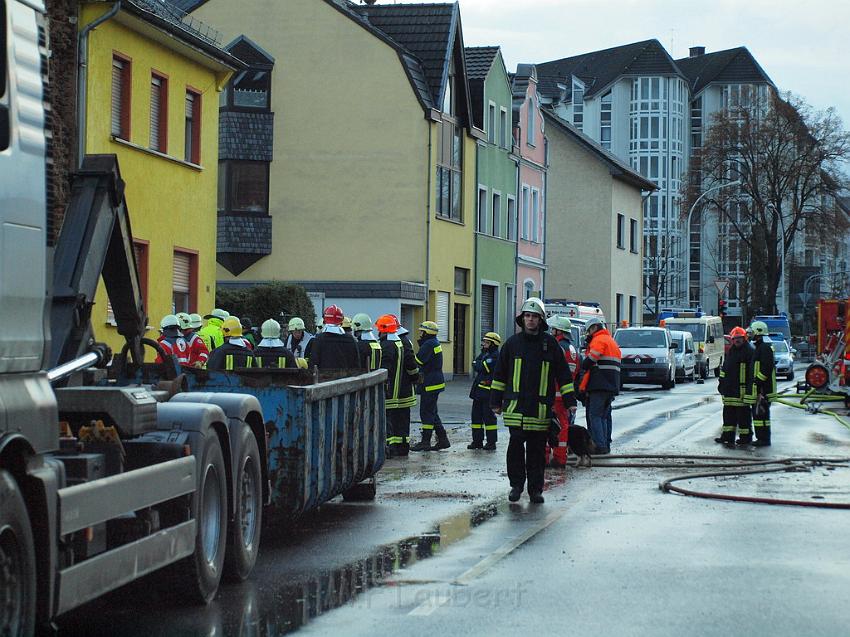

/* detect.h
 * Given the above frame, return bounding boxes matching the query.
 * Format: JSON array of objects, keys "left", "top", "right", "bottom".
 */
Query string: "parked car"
[
  {"left": 663, "top": 315, "right": 724, "bottom": 379},
  {"left": 767, "top": 336, "right": 796, "bottom": 380},
  {"left": 670, "top": 330, "right": 697, "bottom": 382},
  {"left": 614, "top": 327, "right": 676, "bottom": 389}
]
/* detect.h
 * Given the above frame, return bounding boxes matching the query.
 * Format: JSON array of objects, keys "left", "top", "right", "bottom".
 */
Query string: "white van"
[{"left": 663, "top": 314, "right": 724, "bottom": 379}]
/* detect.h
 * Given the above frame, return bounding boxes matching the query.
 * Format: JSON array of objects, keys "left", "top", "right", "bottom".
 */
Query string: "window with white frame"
[
  {"left": 572, "top": 77, "right": 585, "bottom": 131},
  {"left": 477, "top": 187, "right": 488, "bottom": 233},
  {"left": 600, "top": 90, "right": 612, "bottom": 149},
  {"left": 629, "top": 296, "right": 637, "bottom": 325},
  {"left": 531, "top": 189, "right": 539, "bottom": 243},
  {"left": 521, "top": 186, "right": 530, "bottom": 239},
  {"left": 500, "top": 107, "right": 508, "bottom": 149},
  {"left": 492, "top": 192, "right": 501, "bottom": 239},
  {"left": 488, "top": 102, "right": 496, "bottom": 144},
  {"left": 616, "top": 293, "right": 624, "bottom": 325},
  {"left": 507, "top": 196, "right": 517, "bottom": 241},
  {"left": 617, "top": 213, "right": 625, "bottom": 249},
  {"left": 527, "top": 98, "right": 536, "bottom": 146}
]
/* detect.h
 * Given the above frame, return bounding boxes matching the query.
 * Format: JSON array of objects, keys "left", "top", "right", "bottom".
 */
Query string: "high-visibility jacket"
[
  {"left": 718, "top": 343, "right": 755, "bottom": 406},
  {"left": 156, "top": 333, "right": 190, "bottom": 365},
  {"left": 469, "top": 346, "right": 499, "bottom": 400},
  {"left": 381, "top": 335, "right": 418, "bottom": 409},
  {"left": 490, "top": 330, "right": 575, "bottom": 431},
  {"left": 752, "top": 339, "right": 777, "bottom": 400},
  {"left": 198, "top": 318, "right": 225, "bottom": 352},
  {"left": 415, "top": 336, "right": 445, "bottom": 393},
  {"left": 579, "top": 328, "right": 621, "bottom": 394},
  {"left": 184, "top": 332, "right": 209, "bottom": 367},
  {"left": 357, "top": 337, "right": 383, "bottom": 372},
  {"left": 207, "top": 339, "right": 255, "bottom": 371},
  {"left": 254, "top": 345, "right": 296, "bottom": 369},
  {"left": 285, "top": 332, "right": 314, "bottom": 359}
]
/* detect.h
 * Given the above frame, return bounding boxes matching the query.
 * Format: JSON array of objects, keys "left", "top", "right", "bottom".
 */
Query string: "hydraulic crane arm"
[{"left": 49, "top": 155, "right": 147, "bottom": 370}]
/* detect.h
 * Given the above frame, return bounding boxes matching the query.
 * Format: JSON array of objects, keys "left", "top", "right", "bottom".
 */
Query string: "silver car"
[
  {"left": 670, "top": 330, "right": 697, "bottom": 382},
  {"left": 767, "top": 336, "right": 796, "bottom": 380},
  {"left": 615, "top": 327, "right": 677, "bottom": 389}
]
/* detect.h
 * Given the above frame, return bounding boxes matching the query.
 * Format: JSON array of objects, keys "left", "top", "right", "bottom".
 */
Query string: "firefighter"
[
  {"left": 353, "top": 313, "right": 382, "bottom": 371},
  {"left": 285, "top": 317, "right": 313, "bottom": 360},
  {"left": 342, "top": 316, "right": 354, "bottom": 337},
  {"left": 308, "top": 305, "right": 361, "bottom": 370},
  {"left": 397, "top": 325, "right": 414, "bottom": 355},
  {"left": 378, "top": 314, "right": 418, "bottom": 457},
  {"left": 715, "top": 326, "right": 755, "bottom": 448},
  {"left": 546, "top": 316, "right": 581, "bottom": 467},
  {"left": 207, "top": 317, "right": 255, "bottom": 371},
  {"left": 411, "top": 321, "right": 450, "bottom": 452},
  {"left": 254, "top": 319, "right": 297, "bottom": 369},
  {"left": 491, "top": 298, "right": 575, "bottom": 503},
  {"left": 749, "top": 321, "right": 776, "bottom": 446},
  {"left": 156, "top": 314, "right": 190, "bottom": 365},
  {"left": 578, "top": 317, "right": 621, "bottom": 454},
  {"left": 199, "top": 308, "right": 228, "bottom": 352},
  {"left": 468, "top": 332, "right": 501, "bottom": 450},
  {"left": 178, "top": 312, "right": 209, "bottom": 368},
  {"left": 241, "top": 317, "right": 257, "bottom": 348}
]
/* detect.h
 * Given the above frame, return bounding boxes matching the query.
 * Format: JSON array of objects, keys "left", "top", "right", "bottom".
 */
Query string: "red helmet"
[
  {"left": 323, "top": 304, "right": 344, "bottom": 326},
  {"left": 375, "top": 314, "right": 399, "bottom": 334},
  {"left": 730, "top": 326, "right": 747, "bottom": 338}
]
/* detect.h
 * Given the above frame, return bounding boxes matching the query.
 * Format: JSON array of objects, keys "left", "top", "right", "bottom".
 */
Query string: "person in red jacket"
[
  {"left": 546, "top": 316, "right": 581, "bottom": 467},
  {"left": 178, "top": 312, "right": 209, "bottom": 368},
  {"left": 156, "top": 314, "right": 190, "bottom": 365}
]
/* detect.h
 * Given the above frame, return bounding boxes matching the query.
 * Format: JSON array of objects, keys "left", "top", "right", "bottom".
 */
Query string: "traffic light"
[{"left": 718, "top": 299, "right": 727, "bottom": 318}]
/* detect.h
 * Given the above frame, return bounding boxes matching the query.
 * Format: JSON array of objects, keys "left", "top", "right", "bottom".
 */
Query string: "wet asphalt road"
[{"left": 56, "top": 368, "right": 850, "bottom": 636}]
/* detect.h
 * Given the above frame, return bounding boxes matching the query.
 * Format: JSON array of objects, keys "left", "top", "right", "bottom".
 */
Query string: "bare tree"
[
  {"left": 684, "top": 90, "right": 850, "bottom": 316},
  {"left": 643, "top": 234, "right": 686, "bottom": 320}
]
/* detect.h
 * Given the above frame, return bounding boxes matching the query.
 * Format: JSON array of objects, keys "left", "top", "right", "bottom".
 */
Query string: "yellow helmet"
[
  {"left": 342, "top": 316, "right": 352, "bottom": 329},
  {"left": 483, "top": 331, "right": 502, "bottom": 346},
  {"left": 222, "top": 316, "right": 243, "bottom": 337},
  {"left": 419, "top": 320, "right": 439, "bottom": 336}
]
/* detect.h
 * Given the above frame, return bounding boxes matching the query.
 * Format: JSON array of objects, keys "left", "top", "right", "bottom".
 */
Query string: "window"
[
  {"left": 572, "top": 77, "right": 584, "bottom": 131},
  {"left": 505, "top": 284, "right": 515, "bottom": 331},
  {"left": 507, "top": 196, "right": 517, "bottom": 241},
  {"left": 218, "top": 161, "right": 269, "bottom": 214},
  {"left": 491, "top": 192, "right": 501, "bottom": 238},
  {"left": 454, "top": 267, "right": 469, "bottom": 295},
  {"left": 630, "top": 218, "right": 638, "bottom": 253},
  {"left": 150, "top": 72, "right": 167, "bottom": 152},
  {"left": 617, "top": 213, "right": 625, "bottom": 249},
  {"left": 616, "top": 294, "right": 624, "bottom": 325},
  {"left": 480, "top": 284, "right": 497, "bottom": 335},
  {"left": 184, "top": 89, "right": 201, "bottom": 164},
  {"left": 690, "top": 96, "right": 702, "bottom": 149},
  {"left": 629, "top": 296, "right": 637, "bottom": 325},
  {"left": 477, "top": 187, "right": 487, "bottom": 233},
  {"left": 524, "top": 280, "right": 535, "bottom": 300},
  {"left": 172, "top": 249, "right": 197, "bottom": 314},
  {"left": 600, "top": 90, "right": 612, "bottom": 149},
  {"left": 527, "top": 98, "right": 536, "bottom": 146},
  {"left": 488, "top": 102, "right": 496, "bottom": 144},
  {"left": 436, "top": 116, "right": 463, "bottom": 221},
  {"left": 531, "top": 189, "right": 540, "bottom": 243},
  {"left": 500, "top": 107, "right": 508, "bottom": 149},
  {"left": 111, "top": 54, "right": 131, "bottom": 140},
  {"left": 230, "top": 69, "right": 271, "bottom": 110},
  {"left": 521, "top": 186, "right": 530, "bottom": 239},
  {"left": 436, "top": 291, "right": 450, "bottom": 342}
]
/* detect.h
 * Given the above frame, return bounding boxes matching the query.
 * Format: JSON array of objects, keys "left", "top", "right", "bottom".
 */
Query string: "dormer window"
[
  {"left": 222, "top": 69, "right": 271, "bottom": 110},
  {"left": 572, "top": 77, "right": 585, "bottom": 131}
]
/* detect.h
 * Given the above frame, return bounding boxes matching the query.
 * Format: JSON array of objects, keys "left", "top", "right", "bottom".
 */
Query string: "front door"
[{"left": 453, "top": 304, "right": 467, "bottom": 375}]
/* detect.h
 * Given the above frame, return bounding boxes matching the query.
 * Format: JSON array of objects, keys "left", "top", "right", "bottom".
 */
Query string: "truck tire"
[
  {"left": 342, "top": 479, "right": 377, "bottom": 502},
  {"left": 224, "top": 426, "right": 262, "bottom": 582},
  {"left": 176, "top": 433, "right": 228, "bottom": 603},
  {"left": 0, "top": 470, "right": 36, "bottom": 637}
]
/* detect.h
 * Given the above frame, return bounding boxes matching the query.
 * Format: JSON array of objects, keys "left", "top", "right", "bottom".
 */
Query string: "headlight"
[{"left": 656, "top": 357, "right": 668, "bottom": 364}]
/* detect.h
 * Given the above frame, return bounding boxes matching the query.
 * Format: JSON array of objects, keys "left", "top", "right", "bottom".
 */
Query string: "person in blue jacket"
[
  {"left": 468, "top": 332, "right": 501, "bottom": 450},
  {"left": 410, "top": 321, "right": 450, "bottom": 451}
]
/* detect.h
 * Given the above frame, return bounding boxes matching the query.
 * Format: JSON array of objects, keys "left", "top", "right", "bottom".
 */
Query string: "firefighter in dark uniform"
[
  {"left": 490, "top": 298, "right": 575, "bottom": 503},
  {"left": 207, "top": 317, "right": 256, "bottom": 371},
  {"left": 254, "top": 319, "right": 297, "bottom": 369},
  {"left": 353, "top": 313, "right": 382, "bottom": 372},
  {"left": 468, "top": 332, "right": 501, "bottom": 450},
  {"left": 411, "top": 321, "right": 450, "bottom": 452},
  {"left": 715, "top": 326, "right": 755, "bottom": 448},
  {"left": 308, "top": 305, "right": 361, "bottom": 371},
  {"left": 749, "top": 320, "right": 776, "bottom": 446},
  {"left": 378, "top": 314, "right": 418, "bottom": 457}
]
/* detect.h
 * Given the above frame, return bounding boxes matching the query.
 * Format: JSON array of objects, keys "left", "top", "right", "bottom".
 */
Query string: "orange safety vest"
[{"left": 579, "top": 328, "right": 622, "bottom": 393}]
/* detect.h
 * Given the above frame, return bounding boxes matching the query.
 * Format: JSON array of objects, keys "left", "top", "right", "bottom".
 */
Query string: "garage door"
[{"left": 480, "top": 284, "right": 496, "bottom": 335}]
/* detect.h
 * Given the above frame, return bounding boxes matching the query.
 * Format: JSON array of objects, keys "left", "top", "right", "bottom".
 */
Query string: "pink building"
[{"left": 511, "top": 64, "right": 547, "bottom": 315}]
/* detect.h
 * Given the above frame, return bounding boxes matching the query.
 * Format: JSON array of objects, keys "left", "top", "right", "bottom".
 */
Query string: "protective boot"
[
  {"left": 508, "top": 487, "right": 522, "bottom": 502},
  {"left": 409, "top": 439, "right": 432, "bottom": 452},
  {"left": 432, "top": 429, "right": 451, "bottom": 451}
]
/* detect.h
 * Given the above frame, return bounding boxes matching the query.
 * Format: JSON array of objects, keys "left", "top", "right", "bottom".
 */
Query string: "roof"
[
  {"left": 536, "top": 39, "right": 684, "bottom": 100},
  {"left": 675, "top": 47, "right": 774, "bottom": 95},
  {"left": 542, "top": 109, "right": 657, "bottom": 192},
  {"left": 465, "top": 46, "right": 499, "bottom": 128},
  {"left": 510, "top": 63, "right": 536, "bottom": 126},
  {"left": 226, "top": 35, "right": 275, "bottom": 68}
]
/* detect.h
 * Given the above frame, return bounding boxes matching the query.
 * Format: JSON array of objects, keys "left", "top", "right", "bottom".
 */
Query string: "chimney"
[{"left": 689, "top": 46, "right": 706, "bottom": 57}]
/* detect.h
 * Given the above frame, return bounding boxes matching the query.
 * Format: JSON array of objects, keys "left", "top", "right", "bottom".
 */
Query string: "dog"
[{"left": 567, "top": 424, "right": 596, "bottom": 468}]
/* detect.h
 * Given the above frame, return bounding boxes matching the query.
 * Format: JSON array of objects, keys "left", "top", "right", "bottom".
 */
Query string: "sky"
[{"left": 379, "top": 0, "right": 849, "bottom": 126}]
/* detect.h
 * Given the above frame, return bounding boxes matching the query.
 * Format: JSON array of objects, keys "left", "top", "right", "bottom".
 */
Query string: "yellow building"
[
  {"left": 189, "top": 0, "right": 479, "bottom": 375},
  {"left": 80, "top": 0, "right": 240, "bottom": 356}
]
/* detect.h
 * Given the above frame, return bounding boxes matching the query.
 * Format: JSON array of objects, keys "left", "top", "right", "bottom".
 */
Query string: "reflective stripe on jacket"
[
  {"left": 198, "top": 318, "right": 225, "bottom": 352},
  {"left": 416, "top": 336, "right": 445, "bottom": 392},
  {"left": 381, "top": 337, "right": 418, "bottom": 409},
  {"left": 358, "top": 340, "right": 383, "bottom": 372},
  {"left": 207, "top": 340, "right": 255, "bottom": 371},
  {"left": 579, "top": 329, "right": 621, "bottom": 394},
  {"left": 752, "top": 339, "right": 777, "bottom": 400},
  {"left": 470, "top": 347, "right": 499, "bottom": 400},
  {"left": 718, "top": 343, "right": 755, "bottom": 406}
]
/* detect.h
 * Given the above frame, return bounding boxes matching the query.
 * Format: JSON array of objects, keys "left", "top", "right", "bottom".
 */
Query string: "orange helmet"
[
  {"left": 375, "top": 314, "right": 399, "bottom": 334},
  {"left": 323, "top": 304, "right": 344, "bottom": 326},
  {"left": 730, "top": 326, "right": 747, "bottom": 338}
]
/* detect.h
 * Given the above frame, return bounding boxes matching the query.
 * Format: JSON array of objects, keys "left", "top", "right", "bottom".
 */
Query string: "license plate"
[{"left": 631, "top": 371, "right": 647, "bottom": 377}]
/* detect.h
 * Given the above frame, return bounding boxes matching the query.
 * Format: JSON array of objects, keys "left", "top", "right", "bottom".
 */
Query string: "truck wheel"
[
  {"left": 342, "top": 479, "right": 377, "bottom": 502},
  {"left": 0, "top": 470, "right": 36, "bottom": 637},
  {"left": 224, "top": 426, "right": 262, "bottom": 583},
  {"left": 700, "top": 364, "right": 708, "bottom": 380},
  {"left": 179, "top": 434, "right": 228, "bottom": 603}
]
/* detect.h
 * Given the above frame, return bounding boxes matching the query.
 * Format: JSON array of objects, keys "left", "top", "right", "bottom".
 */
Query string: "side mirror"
[{"left": 669, "top": 343, "right": 677, "bottom": 350}]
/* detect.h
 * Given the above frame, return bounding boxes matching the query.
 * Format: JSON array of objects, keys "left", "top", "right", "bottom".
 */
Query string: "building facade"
[
  {"left": 82, "top": 0, "right": 238, "bottom": 356},
  {"left": 467, "top": 46, "right": 518, "bottom": 347},
  {"left": 543, "top": 111, "right": 654, "bottom": 325},
  {"left": 512, "top": 65, "right": 547, "bottom": 314}
]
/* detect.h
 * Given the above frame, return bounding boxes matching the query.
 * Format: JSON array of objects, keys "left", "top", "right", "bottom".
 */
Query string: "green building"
[{"left": 466, "top": 47, "right": 519, "bottom": 351}]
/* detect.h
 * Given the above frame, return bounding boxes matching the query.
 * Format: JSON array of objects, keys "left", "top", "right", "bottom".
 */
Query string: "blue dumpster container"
[{"left": 182, "top": 368, "right": 387, "bottom": 515}]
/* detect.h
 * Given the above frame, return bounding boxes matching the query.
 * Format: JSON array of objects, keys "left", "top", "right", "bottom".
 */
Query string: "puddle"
[
  {"left": 619, "top": 396, "right": 717, "bottom": 441},
  {"left": 809, "top": 432, "right": 850, "bottom": 448}
]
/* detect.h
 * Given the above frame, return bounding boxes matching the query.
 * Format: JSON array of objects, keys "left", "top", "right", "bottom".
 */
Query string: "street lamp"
[
  {"left": 766, "top": 203, "right": 787, "bottom": 314},
  {"left": 682, "top": 180, "right": 742, "bottom": 306}
]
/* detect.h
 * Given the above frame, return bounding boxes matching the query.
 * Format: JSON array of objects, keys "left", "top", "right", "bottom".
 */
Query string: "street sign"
[
  {"left": 798, "top": 292, "right": 811, "bottom": 307},
  {"left": 714, "top": 279, "right": 729, "bottom": 296}
]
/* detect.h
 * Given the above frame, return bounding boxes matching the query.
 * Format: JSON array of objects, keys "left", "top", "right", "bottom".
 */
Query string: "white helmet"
[
  {"left": 261, "top": 319, "right": 282, "bottom": 339},
  {"left": 515, "top": 297, "right": 548, "bottom": 328},
  {"left": 549, "top": 315, "right": 572, "bottom": 333},
  {"left": 160, "top": 314, "right": 180, "bottom": 329},
  {"left": 288, "top": 317, "right": 305, "bottom": 331}
]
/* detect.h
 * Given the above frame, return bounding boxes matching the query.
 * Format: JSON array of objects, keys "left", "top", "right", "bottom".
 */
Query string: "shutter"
[
  {"left": 436, "top": 292, "right": 449, "bottom": 343},
  {"left": 173, "top": 252, "right": 190, "bottom": 293},
  {"left": 150, "top": 76, "right": 161, "bottom": 150},
  {"left": 480, "top": 285, "right": 495, "bottom": 335},
  {"left": 111, "top": 59, "right": 124, "bottom": 137}
]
